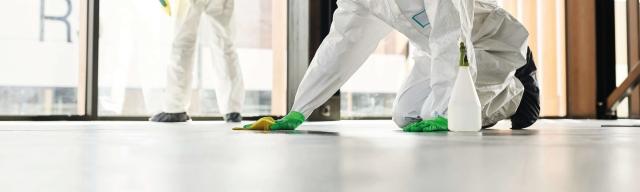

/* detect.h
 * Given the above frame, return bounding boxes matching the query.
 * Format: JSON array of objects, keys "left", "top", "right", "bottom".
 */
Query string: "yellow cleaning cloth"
[
  {"left": 233, "top": 117, "right": 276, "bottom": 131},
  {"left": 159, "top": 0, "right": 172, "bottom": 16}
]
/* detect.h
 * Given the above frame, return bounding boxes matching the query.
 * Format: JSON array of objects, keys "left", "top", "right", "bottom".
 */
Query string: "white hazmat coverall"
[
  {"left": 290, "top": 0, "right": 529, "bottom": 127},
  {"left": 163, "top": 0, "right": 245, "bottom": 114}
]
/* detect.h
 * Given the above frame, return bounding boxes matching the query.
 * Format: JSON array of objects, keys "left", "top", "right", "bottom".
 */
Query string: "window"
[
  {"left": 614, "top": 0, "right": 631, "bottom": 118},
  {"left": 98, "top": 0, "right": 287, "bottom": 117},
  {"left": 498, "top": 0, "right": 567, "bottom": 117},
  {"left": 0, "top": 0, "right": 83, "bottom": 115}
]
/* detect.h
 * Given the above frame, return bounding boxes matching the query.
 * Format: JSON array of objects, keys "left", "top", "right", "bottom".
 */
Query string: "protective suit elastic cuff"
[{"left": 287, "top": 111, "right": 306, "bottom": 121}]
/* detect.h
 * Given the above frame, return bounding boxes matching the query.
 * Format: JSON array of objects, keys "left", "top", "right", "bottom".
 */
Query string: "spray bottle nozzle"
[{"left": 459, "top": 42, "right": 469, "bottom": 67}]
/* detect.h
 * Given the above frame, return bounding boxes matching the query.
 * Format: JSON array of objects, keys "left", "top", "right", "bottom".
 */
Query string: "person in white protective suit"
[
  {"left": 150, "top": 0, "right": 245, "bottom": 122},
  {"left": 242, "top": 0, "right": 540, "bottom": 131}
]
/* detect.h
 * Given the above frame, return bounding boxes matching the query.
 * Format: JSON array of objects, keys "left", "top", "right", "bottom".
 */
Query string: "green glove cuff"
[
  {"left": 270, "top": 111, "right": 305, "bottom": 130},
  {"left": 285, "top": 111, "right": 305, "bottom": 122}
]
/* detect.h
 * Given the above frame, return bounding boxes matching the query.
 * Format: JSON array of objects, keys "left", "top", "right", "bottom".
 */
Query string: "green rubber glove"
[
  {"left": 403, "top": 116, "right": 449, "bottom": 132},
  {"left": 241, "top": 111, "right": 305, "bottom": 131},
  {"left": 270, "top": 111, "right": 305, "bottom": 130}
]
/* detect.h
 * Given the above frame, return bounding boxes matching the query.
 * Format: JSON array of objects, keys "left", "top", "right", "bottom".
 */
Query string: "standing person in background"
[{"left": 151, "top": 0, "right": 245, "bottom": 123}]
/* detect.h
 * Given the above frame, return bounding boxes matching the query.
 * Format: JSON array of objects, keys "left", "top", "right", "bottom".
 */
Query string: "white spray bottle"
[{"left": 447, "top": 42, "right": 482, "bottom": 132}]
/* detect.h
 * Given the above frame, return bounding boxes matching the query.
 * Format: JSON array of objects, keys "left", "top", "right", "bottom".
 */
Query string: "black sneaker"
[
  {"left": 150, "top": 112, "right": 191, "bottom": 122},
  {"left": 511, "top": 47, "right": 541, "bottom": 129},
  {"left": 224, "top": 112, "right": 242, "bottom": 123}
]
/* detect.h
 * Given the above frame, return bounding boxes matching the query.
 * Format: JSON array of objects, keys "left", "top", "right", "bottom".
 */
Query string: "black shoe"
[
  {"left": 224, "top": 112, "right": 242, "bottom": 123},
  {"left": 150, "top": 112, "right": 191, "bottom": 122},
  {"left": 510, "top": 47, "right": 541, "bottom": 129}
]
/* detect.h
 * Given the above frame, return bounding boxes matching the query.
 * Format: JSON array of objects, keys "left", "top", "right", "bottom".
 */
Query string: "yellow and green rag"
[{"left": 233, "top": 117, "right": 277, "bottom": 131}]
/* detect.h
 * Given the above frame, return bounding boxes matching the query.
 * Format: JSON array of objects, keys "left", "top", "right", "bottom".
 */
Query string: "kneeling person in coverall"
[{"left": 243, "top": 0, "right": 540, "bottom": 131}]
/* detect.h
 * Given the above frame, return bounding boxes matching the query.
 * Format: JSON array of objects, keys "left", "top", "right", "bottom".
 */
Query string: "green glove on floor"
[
  {"left": 270, "top": 111, "right": 305, "bottom": 130},
  {"left": 235, "top": 111, "right": 305, "bottom": 131},
  {"left": 402, "top": 116, "right": 449, "bottom": 132}
]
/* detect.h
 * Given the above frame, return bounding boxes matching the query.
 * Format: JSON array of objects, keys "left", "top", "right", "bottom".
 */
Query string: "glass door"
[
  {"left": 97, "top": 0, "right": 287, "bottom": 118},
  {"left": 0, "top": 0, "right": 84, "bottom": 116}
]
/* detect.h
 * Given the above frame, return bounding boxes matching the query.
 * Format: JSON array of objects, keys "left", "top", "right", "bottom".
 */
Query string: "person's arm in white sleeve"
[
  {"left": 237, "top": 1, "right": 393, "bottom": 131},
  {"left": 290, "top": 1, "right": 393, "bottom": 119}
]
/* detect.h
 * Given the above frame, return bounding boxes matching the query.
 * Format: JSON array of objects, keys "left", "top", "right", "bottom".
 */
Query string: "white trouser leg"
[
  {"left": 163, "top": 2, "right": 203, "bottom": 113},
  {"left": 203, "top": 0, "right": 244, "bottom": 115},
  {"left": 392, "top": 46, "right": 432, "bottom": 127}
]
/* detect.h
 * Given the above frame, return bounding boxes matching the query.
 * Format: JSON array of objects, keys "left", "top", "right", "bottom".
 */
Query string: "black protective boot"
[
  {"left": 511, "top": 47, "right": 541, "bottom": 129},
  {"left": 224, "top": 112, "right": 242, "bottom": 123},
  {"left": 150, "top": 112, "right": 191, "bottom": 122}
]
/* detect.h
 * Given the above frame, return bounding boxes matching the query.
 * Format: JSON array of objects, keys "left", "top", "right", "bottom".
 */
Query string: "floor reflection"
[
  {"left": 481, "top": 129, "right": 540, "bottom": 136},
  {"left": 251, "top": 130, "right": 340, "bottom": 136}
]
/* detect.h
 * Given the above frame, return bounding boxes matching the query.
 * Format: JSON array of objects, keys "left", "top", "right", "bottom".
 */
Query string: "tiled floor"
[{"left": 0, "top": 119, "right": 639, "bottom": 192}]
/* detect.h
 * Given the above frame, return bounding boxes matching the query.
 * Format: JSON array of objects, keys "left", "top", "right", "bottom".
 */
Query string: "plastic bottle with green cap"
[
  {"left": 447, "top": 42, "right": 482, "bottom": 132},
  {"left": 402, "top": 42, "right": 480, "bottom": 132}
]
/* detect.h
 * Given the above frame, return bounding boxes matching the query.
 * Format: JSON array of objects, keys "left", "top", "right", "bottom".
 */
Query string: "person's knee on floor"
[{"left": 392, "top": 113, "right": 419, "bottom": 129}]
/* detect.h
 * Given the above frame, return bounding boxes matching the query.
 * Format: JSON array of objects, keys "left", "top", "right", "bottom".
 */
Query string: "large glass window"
[
  {"left": 0, "top": 0, "right": 83, "bottom": 115},
  {"left": 98, "top": 0, "right": 286, "bottom": 117},
  {"left": 499, "top": 0, "right": 567, "bottom": 117}
]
